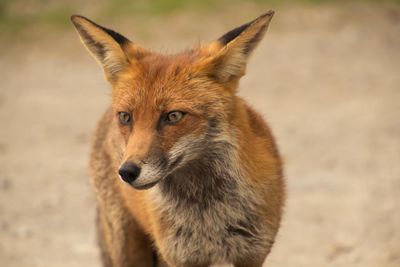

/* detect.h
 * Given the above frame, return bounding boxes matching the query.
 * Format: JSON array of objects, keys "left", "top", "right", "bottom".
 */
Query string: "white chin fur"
[{"left": 134, "top": 164, "right": 162, "bottom": 185}]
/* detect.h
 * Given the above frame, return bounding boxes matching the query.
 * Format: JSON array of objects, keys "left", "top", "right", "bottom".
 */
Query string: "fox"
[{"left": 71, "top": 10, "right": 284, "bottom": 267}]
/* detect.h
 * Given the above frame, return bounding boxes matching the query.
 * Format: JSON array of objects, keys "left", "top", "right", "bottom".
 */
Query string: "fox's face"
[
  {"left": 71, "top": 12, "right": 274, "bottom": 189},
  {"left": 111, "top": 55, "right": 234, "bottom": 189}
]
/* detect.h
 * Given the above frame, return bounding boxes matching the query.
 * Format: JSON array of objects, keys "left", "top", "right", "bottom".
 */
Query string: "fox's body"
[{"left": 72, "top": 11, "right": 284, "bottom": 267}]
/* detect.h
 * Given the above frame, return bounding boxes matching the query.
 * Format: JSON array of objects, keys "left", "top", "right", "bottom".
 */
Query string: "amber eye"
[
  {"left": 118, "top": 112, "right": 131, "bottom": 125},
  {"left": 165, "top": 111, "right": 185, "bottom": 124}
]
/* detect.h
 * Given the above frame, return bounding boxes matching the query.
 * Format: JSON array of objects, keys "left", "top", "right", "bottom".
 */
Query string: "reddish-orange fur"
[{"left": 72, "top": 11, "right": 284, "bottom": 267}]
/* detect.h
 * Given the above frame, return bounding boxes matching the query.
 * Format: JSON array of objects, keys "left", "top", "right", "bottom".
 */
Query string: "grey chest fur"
[{"left": 152, "top": 162, "right": 268, "bottom": 265}]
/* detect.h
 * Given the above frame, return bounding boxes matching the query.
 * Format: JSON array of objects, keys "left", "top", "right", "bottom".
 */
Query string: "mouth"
[
  {"left": 131, "top": 180, "right": 160, "bottom": 190},
  {"left": 125, "top": 156, "right": 185, "bottom": 190}
]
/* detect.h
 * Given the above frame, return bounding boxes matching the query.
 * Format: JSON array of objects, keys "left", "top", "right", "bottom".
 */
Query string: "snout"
[
  {"left": 118, "top": 161, "right": 162, "bottom": 190},
  {"left": 119, "top": 162, "right": 141, "bottom": 184}
]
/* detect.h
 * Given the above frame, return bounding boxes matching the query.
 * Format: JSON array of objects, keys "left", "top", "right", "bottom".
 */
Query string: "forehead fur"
[
  {"left": 124, "top": 44, "right": 217, "bottom": 81},
  {"left": 111, "top": 47, "right": 232, "bottom": 115}
]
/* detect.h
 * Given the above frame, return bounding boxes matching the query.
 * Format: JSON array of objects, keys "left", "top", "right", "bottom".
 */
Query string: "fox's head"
[{"left": 71, "top": 12, "right": 274, "bottom": 190}]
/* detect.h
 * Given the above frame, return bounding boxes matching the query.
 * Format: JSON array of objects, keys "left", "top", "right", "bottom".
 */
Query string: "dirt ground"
[{"left": 1, "top": 3, "right": 399, "bottom": 267}]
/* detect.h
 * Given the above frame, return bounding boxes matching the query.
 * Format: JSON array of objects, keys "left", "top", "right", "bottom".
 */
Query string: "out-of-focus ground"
[{"left": 1, "top": 1, "right": 400, "bottom": 266}]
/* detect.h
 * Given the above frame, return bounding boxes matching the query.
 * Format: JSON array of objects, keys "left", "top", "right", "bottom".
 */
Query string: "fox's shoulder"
[
  {"left": 236, "top": 97, "right": 282, "bottom": 179},
  {"left": 244, "top": 103, "right": 271, "bottom": 138},
  {"left": 90, "top": 107, "right": 123, "bottom": 170},
  {"left": 92, "top": 107, "right": 114, "bottom": 150},
  {"left": 236, "top": 98, "right": 276, "bottom": 144}
]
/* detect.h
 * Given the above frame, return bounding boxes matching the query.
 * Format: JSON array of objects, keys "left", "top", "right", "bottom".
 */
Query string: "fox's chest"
[{"left": 152, "top": 188, "right": 267, "bottom": 266}]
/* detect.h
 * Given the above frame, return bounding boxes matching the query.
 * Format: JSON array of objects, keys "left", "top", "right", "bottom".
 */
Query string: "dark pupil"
[
  {"left": 169, "top": 112, "right": 179, "bottom": 121},
  {"left": 120, "top": 113, "right": 130, "bottom": 124}
]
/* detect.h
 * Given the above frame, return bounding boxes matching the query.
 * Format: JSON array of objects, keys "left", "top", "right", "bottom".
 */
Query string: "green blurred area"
[{"left": 0, "top": 0, "right": 398, "bottom": 35}]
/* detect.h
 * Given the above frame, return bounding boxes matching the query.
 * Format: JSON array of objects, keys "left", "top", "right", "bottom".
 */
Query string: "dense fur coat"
[{"left": 72, "top": 11, "right": 284, "bottom": 267}]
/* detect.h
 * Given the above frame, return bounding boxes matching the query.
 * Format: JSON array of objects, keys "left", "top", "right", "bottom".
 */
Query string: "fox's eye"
[
  {"left": 165, "top": 111, "right": 185, "bottom": 124},
  {"left": 118, "top": 112, "right": 131, "bottom": 125}
]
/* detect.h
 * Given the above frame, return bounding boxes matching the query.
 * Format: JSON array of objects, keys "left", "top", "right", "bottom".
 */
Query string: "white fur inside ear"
[
  {"left": 206, "top": 12, "right": 274, "bottom": 83},
  {"left": 215, "top": 47, "right": 247, "bottom": 82},
  {"left": 72, "top": 16, "right": 130, "bottom": 79},
  {"left": 102, "top": 50, "right": 127, "bottom": 76}
]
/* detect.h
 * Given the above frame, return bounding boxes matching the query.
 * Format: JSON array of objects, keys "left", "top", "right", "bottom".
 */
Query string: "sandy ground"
[{"left": 1, "top": 3, "right": 399, "bottom": 267}]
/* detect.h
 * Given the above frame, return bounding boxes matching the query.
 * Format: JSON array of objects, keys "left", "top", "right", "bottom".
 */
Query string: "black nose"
[{"left": 118, "top": 162, "right": 141, "bottom": 184}]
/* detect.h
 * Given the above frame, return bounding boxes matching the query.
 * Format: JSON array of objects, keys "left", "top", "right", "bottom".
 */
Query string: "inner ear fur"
[{"left": 71, "top": 15, "right": 145, "bottom": 81}]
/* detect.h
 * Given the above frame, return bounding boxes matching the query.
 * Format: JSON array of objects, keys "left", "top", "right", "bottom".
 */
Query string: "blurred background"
[{"left": 1, "top": 0, "right": 399, "bottom": 266}]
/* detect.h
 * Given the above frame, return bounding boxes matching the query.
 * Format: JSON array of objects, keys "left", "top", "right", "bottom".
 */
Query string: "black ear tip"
[
  {"left": 70, "top": 15, "right": 82, "bottom": 26},
  {"left": 70, "top": 14, "right": 90, "bottom": 25},
  {"left": 70, "top": 14, "right": 79, "bottom": 22},
  {"left": 263, "top": 10, "right": 275, "bottom": 17},
  {"left": 257, "top": 10, "right": 275, "bottom": 21},
  {"left": 267, "top": 10, "right": 275, "bottom": 16}
]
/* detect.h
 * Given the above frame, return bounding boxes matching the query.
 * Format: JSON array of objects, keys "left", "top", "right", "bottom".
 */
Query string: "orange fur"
[{"left": 72, "top": 11, "right": 284, "bottom": 267}]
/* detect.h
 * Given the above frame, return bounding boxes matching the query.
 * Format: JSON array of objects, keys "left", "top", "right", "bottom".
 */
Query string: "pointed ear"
[
  {"left": 71, "top": 15, "right": 136, "bottom": 81},
  {"left": 202, "top": 11, "right": 274, "bottom": 83}
]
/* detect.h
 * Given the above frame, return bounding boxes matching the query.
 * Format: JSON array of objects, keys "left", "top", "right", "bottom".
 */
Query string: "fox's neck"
[{"left": 158, "top": 141, "right": 241, "bottom": 206}]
